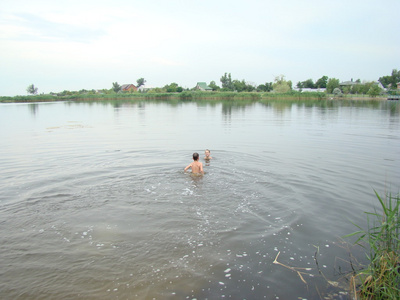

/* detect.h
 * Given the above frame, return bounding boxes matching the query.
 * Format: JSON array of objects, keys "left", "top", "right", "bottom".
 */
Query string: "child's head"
[
  {"left": 193, "top": 152, "right": 199, "bottom": 161},
  {"left": 205, "top": 149, "right": 210, "bottom": 156}
]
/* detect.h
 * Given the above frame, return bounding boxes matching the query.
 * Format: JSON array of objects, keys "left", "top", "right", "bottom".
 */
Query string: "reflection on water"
[
  {"left": 0, "top": 99, "right": 399, "bottom": 299},
  {"left": 28, "top": 103, "right": 39, "bottom": 116}
]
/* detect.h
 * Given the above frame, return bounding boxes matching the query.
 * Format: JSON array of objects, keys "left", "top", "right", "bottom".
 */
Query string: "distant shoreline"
[{"left": 0, "top": 91, "right": 389, "bottom": 103}]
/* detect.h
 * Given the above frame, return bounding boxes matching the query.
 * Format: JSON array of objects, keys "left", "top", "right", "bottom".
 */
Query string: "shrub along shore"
[{"left": 0, "top": 91, "right": 387, "bottom": 103}]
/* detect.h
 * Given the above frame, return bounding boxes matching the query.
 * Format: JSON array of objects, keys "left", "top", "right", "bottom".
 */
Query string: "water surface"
[{"left": 0, "top": 99, "right": 399, "bottom": 299}]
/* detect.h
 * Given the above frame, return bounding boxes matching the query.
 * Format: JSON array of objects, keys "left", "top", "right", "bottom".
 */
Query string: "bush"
[{"left": 333, "top": 88, "right": 343, "bottom": 97}]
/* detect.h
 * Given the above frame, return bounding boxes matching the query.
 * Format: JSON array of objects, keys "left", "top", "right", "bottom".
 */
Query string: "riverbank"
[{"left": 0, "top": 91, "right": 388, "bottom": 103}]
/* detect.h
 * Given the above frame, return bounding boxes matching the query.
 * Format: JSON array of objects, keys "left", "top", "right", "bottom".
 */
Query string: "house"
[
  {"left": 339, "top": 79, "right": 386, "bottom": 92},
  {"left": 339, "top": 79, "right": 385, "bottom": 90},
  {"left": 339, "top": 79, "right": 360, "bottom": 88},
  {"left": 121, "top": 84, "right": 137, "bottom": 92},
  {"left": 195, "top": 82, "right": 212, "bottom": 91},
  {"left": 138, "top": 85, "right": 152, "bottom": 93},
  {"left": 397, "top": 82, "right": 400, "bottom": 90}
]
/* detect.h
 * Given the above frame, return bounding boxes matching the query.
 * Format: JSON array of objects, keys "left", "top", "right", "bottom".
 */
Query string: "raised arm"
[{"left": 184, "top": 163, "right": 192, "bottom": 172}]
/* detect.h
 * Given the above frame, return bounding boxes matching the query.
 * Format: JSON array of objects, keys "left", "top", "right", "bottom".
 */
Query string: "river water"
[{"left": 0, "top": 99, "right": 399, "bottom": 299}]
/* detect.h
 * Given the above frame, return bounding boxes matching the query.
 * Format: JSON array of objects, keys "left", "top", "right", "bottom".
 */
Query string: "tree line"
[{"left": 26, "top": 69, "right": 399, "bottom": 97}]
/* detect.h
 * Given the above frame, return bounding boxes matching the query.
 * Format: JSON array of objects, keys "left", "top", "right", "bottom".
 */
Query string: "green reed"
[
  {"left": 345, "top": 190, "right": 400, "bottom": 299},
  {"left": 261, "top": 91, "right": 326, "bottom": 100}
]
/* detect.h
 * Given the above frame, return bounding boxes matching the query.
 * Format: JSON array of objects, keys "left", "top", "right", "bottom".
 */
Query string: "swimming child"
[
  {"left": 204, "top": 149, "right": 212, "bottom": 160},
  {"left": 184, "top": 152, "right": 204, "bottom": 174}
]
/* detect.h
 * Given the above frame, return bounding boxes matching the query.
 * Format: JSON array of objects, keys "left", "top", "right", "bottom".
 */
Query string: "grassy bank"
[
  {"left": 1, "top": 91, "right": 332, "bottom": 103},
  {"left": 346, "top": 191, "right": 400, "bottom": 299},
  {"left": 1, "top": 90, "right": 389, "bottom": 103},
  {"left": 0, "top": 91, "right": 263, "bottom": 102}
]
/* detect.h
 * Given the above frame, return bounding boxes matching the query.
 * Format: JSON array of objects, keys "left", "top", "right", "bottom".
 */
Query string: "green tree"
[
  {"left": 136, "top": 78, "right": 146, "bottom": 88},
  {"left": 208, "top": 81, "right": 220, "bottom": 91},
  {"left": 272, "top": 75, "right": 291, "bottom": 93},
  {"left": 315, "top": 76, "right": 328, "bottom": 88},
  {"left": 352, "top": 84, "right": 363, "bottom": 94},
  {"left": 362, "top": 82, "right": 374, "bottom": 94},
  {"left": 326, "top": 78, "right": 340, "bottom": 94},
  {"left": 58, "top": 90, "right": 74, "bottom": 96},
  {"left": 164, "top": 82, "right": 183, "bottom": 92},
  {"left": 220, "top": 72, "right": 233, "bottom": 91},
  {"left": 233, "top": 79, "right": 246, "bottom": 92},
  {"left": 302, "top": 78, "right": 315, "bottom": 89},
  {"left": 367, "top": 84, "right": 382, "bottom": 97},
  {"left": 165, "top": 83, "right": 177, "bottom": 92},
  {"left": 257, "top": 82, "right": 273, "bottom": 92},
  {"left": 342, "top": 86, "right": 351, "bottom": 94},
  {"left": 245, "top": 82, "right": 256, "bottom": 92},
  {"left": 379, "top": 75, "right": 391, "bottom": 88},
  {"left": 26, "top": 84, "right": 38, "bottom": 95},
  {"left": 112, "top": 82, "right": 121, "bottom": 93},
  {"left": 379, "top": 69, "right": 400, "bottom": 89},
  {"left": 148, "top": 87, "right": 165, "bottom": 93}
]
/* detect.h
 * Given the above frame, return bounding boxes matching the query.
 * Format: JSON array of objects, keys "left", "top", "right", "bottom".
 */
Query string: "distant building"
[
  {"left": 121, "top": 84, "right": 137, "bottom": 92},
  {"left": 397, "top": 82, "right": 400, "bottom": 90},
  {"left": 138, "top": 85, "right": 151, "bottom": 93},
  {"left": 293, "top": 88, "right": 326, "bottom": 93},
  {"left": 339, "top": 79, "right": 360, "bottom": 88},
  {"left": 195, "top": 82, "right": 212, "bottom": 91},
  {"left": 340, "top": 79, "right": 385, "bottom": 91}
]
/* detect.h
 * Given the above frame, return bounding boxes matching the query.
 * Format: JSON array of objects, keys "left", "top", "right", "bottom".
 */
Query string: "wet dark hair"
[{"left": 193, "top": 152, "right": 199, "bottom": 160}]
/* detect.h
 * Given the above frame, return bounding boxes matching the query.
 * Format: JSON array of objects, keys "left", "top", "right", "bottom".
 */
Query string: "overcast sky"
[{"left": 0, "top": 0, "right": 399, "bottom": 96}]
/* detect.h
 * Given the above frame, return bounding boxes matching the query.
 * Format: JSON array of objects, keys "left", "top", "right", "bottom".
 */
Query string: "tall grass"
[
  {"left": 0, "top": 94, "right": 60, "bottom": 102},
  {"left": 345, "top": 191, "right": 400, "bottom": 299},
  {"left": 261, "top": 90, "right": 326, "bottom": 100},
  {"left": 1, "top": 91, "right": 322, "bottom": 103},
  {"left": 2, "top": 90, "right": 386, "bottom": 104}
]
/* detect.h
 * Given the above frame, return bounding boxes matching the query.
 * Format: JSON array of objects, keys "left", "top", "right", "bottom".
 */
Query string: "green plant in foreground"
[{"left": 345, "top": 191, "right": 400, "bottom": 299}]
